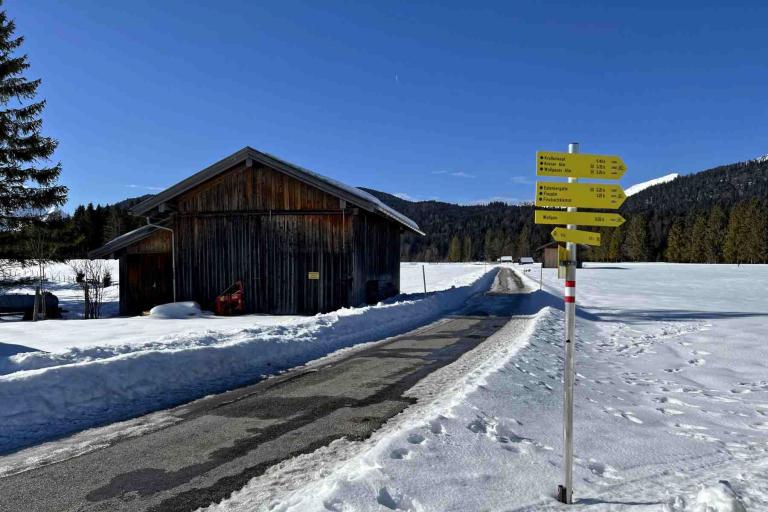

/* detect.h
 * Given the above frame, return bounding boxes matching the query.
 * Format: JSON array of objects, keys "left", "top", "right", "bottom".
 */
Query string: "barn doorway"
[{"left": 122, "top": 253, "right": 174, "bottom": 315}]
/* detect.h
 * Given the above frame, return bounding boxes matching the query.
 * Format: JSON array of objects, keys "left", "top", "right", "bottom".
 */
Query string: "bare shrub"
[{"left": 69, "top": 260, "right": 111, "bottom": 319}]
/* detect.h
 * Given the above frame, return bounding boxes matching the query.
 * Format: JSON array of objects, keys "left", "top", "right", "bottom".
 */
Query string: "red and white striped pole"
[
  {"left": 558, "top": 142, "right": 579, "bottom": 505},
  {"left": 564, "top": 280, "right": 576, "bottom": 304}
]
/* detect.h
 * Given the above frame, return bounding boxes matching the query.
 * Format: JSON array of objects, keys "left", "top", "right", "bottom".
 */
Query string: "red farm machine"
[{"left": 214, "top": 281, "right": 245, "bottom": 316}]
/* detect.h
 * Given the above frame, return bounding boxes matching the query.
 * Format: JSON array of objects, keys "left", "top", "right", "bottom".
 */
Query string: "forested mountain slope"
[
  {"left": 365, "top": 155, "right": 768, "bottom": 263},
  {"left": 622, "top": 157, "right": 768, "bottom": 215}
]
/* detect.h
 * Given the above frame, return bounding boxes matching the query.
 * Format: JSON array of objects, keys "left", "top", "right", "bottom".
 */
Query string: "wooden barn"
[{"left": 90, "top": 147, "right": 423, "bottom": 316}]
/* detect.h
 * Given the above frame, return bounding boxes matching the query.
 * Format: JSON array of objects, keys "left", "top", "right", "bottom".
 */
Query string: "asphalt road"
[{"left": 0, "top": 267, "right": 531, "bottom": 512}]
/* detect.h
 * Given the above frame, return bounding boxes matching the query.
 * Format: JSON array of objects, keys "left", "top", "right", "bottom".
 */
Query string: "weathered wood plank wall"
[
  {"left": 119, "top": 230, "right": 173, "bottom": 315},
  {"left": 171, "top": 163, "right": 402, "bottom": 314},
  {"left": 175, "top": 213, "right": 354, "bottom": 314},
  {"left": 350, "top": 214, "right": 401, "bottom": 306},
  {"left": 114, "top": 159, "right": 407, "bottom": 316}
]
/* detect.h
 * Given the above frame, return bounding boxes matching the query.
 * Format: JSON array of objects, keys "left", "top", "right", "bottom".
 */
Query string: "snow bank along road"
[
  {"left": 0, "top": 263, "right": 490, "bottom": 454},
  {"left": 0, "top": 267, "right": 539, "bottom": 511}
]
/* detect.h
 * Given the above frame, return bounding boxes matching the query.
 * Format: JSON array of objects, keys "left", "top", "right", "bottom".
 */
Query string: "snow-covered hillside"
[
  {"left": 625, "top": 173, "right": 679, "bottom": 196},
  {"left": 211, "top": 263, "right": 767, "bottom": 512}
]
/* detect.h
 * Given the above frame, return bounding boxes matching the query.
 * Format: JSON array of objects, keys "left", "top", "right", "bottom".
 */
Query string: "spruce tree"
[
  {"left": 484, "top": 228, "right": 503, "bottom": 261},
  {"left": 598, "top": 228, "right": 612, "bottom": 262},
  {"left": 723, "top": 203, "right": 745, "bottom": 263},
  {"left": 744, "top": 199, "right": 767, "bottom": 263},
  {"left": 500, "top": 231, "right": 514, "bottom": 258},
  {"left": 0, "top": 4, "right": 66, "bottom": 232},
  {"left": 704, "top": 205, "right": 726, "bottom": 263},
  {"left": 607, "top": 225, "right": 621, "bottom": 262},
  {"left": 461, "top": 235, "right": 472, "bottom": 262},
  {"left": 448, "top": 235, "right": 462, "bottom": 262},
  {"left": 689, "top": 212, "right": 708, "bottom": 263},
  {"left": 516, "top": 225, "right": 530, "bottom": 258},
  {"left": 665, "top": 219, "right": 687, "bottom": 262},
  {"left": 624, "top": 215, "right": 649, "bottom": 262}
]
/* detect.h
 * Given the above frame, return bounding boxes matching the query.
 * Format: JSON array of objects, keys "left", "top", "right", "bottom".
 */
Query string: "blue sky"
[{"left": 11, "top": 0, "right": 768, "bottom": 209}]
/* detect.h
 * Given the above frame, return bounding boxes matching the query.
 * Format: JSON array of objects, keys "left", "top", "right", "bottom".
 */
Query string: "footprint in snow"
[
  {"left": 376, "top": 487, "right": 419, "bottom": 511},
  {"left": 585, "top": 459, "right": 623, "bottom": 482},
  {"left": 427, "top": 417, "right": 446, "bottom": 435},
  {"left": 655, "top": 396, "right": 700, "bottom": 409},
  {"left": 537, "top": 380, "right": 553, "bottom": 391},
  {"left": 674, "top": 423, "right": 708, "bottom": 430},
  {"left": 389, "top": 448, "right": 411, "bottom": 460},
  {"left": 467, "top": 418, "right": 487, "bottom": 434},
  {"left": 323, "top": 498, "right": 345, "bottom": 512},
  {"left": 616, "top": 411, "right": 643, "bottom": 424},
  {"left": 407, "top": 433, "right": 426, "bottom": 445}
]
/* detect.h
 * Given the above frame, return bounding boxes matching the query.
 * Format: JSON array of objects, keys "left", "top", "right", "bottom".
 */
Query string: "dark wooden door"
[{"left": 125, "top": 253, "right": 174, "bottom": 315}]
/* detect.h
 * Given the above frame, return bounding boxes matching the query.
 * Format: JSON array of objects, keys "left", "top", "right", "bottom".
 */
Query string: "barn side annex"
[{"left": 90, "top": 147, "right": 423, "bottom": 316}]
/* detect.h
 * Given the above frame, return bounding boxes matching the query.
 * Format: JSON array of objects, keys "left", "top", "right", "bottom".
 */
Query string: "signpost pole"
[
  {"left": 535, "top": 144, "right": 626, "bottom": 504},
  {"left": 559, "top": 142, "right": 578, "bottom": 504}
]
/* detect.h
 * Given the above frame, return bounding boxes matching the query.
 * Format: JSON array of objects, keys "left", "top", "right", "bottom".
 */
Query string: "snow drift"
[
  {"left": 149, "top": 301, "right": 202, "bottom": 319},
  {"left": 0, "top": 269, "right": 495, "bottom": 454},
  {"left": 692, "top": 482, "right": 747, "bottom": 512}
]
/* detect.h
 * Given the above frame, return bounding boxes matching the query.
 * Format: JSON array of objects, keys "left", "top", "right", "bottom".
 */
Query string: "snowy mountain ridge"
[{"left": 624, "top": 173, "right": 679, "bottom": 196}]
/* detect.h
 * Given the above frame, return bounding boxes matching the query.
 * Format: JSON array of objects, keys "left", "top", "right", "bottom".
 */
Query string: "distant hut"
[
  {"left": 90, "top": 147, "right": 423, "bottom": 316},
  {"left": 541, "top": 243, "right": 559, "bottom": 269},
  {"left": 536, "top": 241, "right": 585, "bottom": 269}
]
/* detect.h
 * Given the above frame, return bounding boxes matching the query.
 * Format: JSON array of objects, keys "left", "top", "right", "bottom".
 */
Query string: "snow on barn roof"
[{"left": 130, "top": 147, "right": 424, "bottom": 235}]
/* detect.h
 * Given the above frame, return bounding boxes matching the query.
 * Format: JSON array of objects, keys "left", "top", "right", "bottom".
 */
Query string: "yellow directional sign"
[
  {"left": 537, "top": 151, "right": 627, "bottom": 179},
  {"left": 535, "top": 210, "right": 625, "bottom": 227},
  {"left": 551, "top": 227, "right": 601, "bottom": 246},
  {"left": 535, "top": 182, "right": 626, "bottom": 209}
]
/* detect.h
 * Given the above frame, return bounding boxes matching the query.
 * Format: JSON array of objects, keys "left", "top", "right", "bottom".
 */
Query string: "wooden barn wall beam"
[{"left": 176, "top": 209, "right": 359, "bottom": 218}]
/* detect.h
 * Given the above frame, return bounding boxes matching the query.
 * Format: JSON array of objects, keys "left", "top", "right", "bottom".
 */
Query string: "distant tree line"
[
  {"left": 362, "top": 190, "right": 550, "bottom": 262},
  {"left": 365, "top": 156, "right": 768, "bottom": 264},
  {"left": 583, "top": 199, "right": 768, "bottom": 264},
  {"left": 1, "top": 197, "right": 148, "bottom": 261},
  {"left": 5, "top": 157, "right": 766, "bottom": 266}
]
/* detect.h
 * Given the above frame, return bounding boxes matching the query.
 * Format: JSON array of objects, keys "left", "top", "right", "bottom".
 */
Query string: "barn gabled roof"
[
  {"left": 88, "top": 224, "right": 162, "bottom": 259},
  {"left": 130, "top": 147, "right": 424, "bottom": 235}
]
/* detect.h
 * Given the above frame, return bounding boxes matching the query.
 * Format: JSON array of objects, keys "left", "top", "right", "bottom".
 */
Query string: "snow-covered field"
[
  {"left": 2, "top": 260, "right": 121, "bottom": 321},
  {"left": 399, "top": 262, "right": 491, "bottom": 294},
  {"left": 0, "top": 261, "right": 494, "bottom": 453},
  {"left": 209, "top": 263, "right": 767, "bottom": 511}
]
